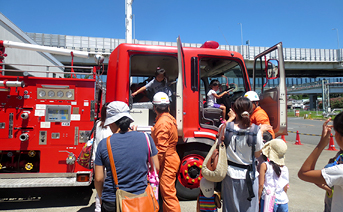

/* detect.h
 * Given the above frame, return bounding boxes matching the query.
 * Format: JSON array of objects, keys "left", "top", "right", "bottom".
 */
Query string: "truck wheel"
[{"left": 176, "top": 150, "right": 207, "bottom": 200}]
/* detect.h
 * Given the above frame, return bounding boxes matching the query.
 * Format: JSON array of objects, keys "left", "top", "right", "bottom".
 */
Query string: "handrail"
[
  {"left": 2, "top": 63, "right": 93, "bottom": 70},
  {"left": 1, "top": 69, "right": 94, "bottom": 75}
]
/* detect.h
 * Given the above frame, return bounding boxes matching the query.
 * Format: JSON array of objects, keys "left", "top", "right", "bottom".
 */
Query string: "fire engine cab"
[{"left": 106, "top": 37, "right": 287, "bottom": 200}]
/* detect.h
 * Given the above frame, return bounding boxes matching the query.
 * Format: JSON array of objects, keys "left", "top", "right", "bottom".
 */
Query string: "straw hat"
[{"left": 262, "top": 139, "right": 287, "bottom": 166}]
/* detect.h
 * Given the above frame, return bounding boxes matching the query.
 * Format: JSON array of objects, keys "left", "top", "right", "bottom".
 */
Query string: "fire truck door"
[
  {"left": 252, "top": 42, "right": 287, "bottom": 137},
  {"left": 176, "top": 36, "right": 185, "bottom": 138}
]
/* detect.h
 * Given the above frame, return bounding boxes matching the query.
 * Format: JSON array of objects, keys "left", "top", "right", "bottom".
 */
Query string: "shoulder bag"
[
  {"left": 106, "top": 136, "right": 159, "bottom": 212},
  {"left": 201, "top": 123, "right": 228, "bottom": 182},
  {"left": 263, "top": 165, "right": 279, "bottom": 212},
  {"left": 144, "top": 132, "right": 159, "bottom": 201},
  {"left": 77, "top": 120, "right": 98, "bottom": 169}
]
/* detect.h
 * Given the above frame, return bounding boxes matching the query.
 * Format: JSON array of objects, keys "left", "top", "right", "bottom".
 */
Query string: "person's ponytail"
[
  {"left": 115, "top": 116, "right": 132, "bottom": 132},
  {"left": 232, "top": 97, "right": 253, "bottom": 128},
  {"left": 271, "top": 161, "right": 281, "bottom": 178}
]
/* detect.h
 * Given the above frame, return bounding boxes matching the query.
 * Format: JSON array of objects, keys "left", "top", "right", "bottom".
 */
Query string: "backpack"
[
  {"left": 224, "top": 122, "right": 259, "bottom": 148},
  {"left": 223, "top": 122, "right": 260, "bottom": 201},
  {"left": 224, "top": 122, "right": 259, "bottom": 174}
]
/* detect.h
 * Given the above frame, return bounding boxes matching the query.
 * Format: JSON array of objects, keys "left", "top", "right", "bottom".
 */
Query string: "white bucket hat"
[
  {"left": 262, "top": 139, "right": 287, "bottom": 166},
  {"left": 200, "top": 178, "right": 214, "bottom": 198},
  {"left": 104, "top": 101, "right": 134, "bottom": 126}
]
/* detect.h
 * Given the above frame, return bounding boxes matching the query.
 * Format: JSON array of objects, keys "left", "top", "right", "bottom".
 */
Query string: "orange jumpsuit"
[
  {"left": 151, "top": 112, "right": 181, "bottom": 212},
  {"left": 250, "top": 106, "right": 275, "bottom": 139}
]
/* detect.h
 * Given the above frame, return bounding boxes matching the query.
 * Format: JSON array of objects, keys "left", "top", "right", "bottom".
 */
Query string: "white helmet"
[
  {"left": 244, "top": 91, "right": 260, "bottom": 102},
  {"left": 152, "top": 92, "right": 170, "bottom": 105}
]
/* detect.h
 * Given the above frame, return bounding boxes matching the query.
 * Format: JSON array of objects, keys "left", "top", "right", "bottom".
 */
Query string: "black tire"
[
  {"left": 176, "top": 177, "right": 200, "bottom": 201},
  {"left": 176, "top": 147, "right": 209, "bottom": 201}
]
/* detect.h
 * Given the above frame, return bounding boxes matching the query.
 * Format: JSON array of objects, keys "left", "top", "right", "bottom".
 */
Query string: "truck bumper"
[{"left": 0, "top": 171, "right": 92, "bottom": 188}]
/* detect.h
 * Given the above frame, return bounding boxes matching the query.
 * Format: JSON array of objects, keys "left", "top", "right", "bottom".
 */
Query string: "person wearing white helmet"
[
  {"left": 244, "top": 91, "right": 275, "bottom": 141},
  {"left": 151, "top": 92, "right": 181, "bottom": 212}
]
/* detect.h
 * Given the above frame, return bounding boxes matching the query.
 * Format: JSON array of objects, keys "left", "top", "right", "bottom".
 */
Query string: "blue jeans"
[{"left": 260, "top": 199, "right": 288, "bottom": 212}]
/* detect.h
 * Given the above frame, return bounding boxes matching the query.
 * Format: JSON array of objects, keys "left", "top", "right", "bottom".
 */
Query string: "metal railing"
[
  {"left": 1, "top": 63, "right": 94, "bottom": 78},
  {"left": 26, "top": 33, "right": 343, "bottom": 62}
]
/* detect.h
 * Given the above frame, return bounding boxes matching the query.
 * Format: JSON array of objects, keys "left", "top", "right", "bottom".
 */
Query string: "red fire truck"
[
  {"left": 106, "top": 37, "right": 287, "bottom": 199},
  {"left": 0, "top": 38, "right": 287, "bottom": 200},
  {"left": 0, "top": 40, "right": 105, "bottom": 188}
]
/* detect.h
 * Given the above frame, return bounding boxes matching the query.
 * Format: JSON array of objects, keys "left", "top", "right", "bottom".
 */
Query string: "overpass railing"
[{"left": 26, "top": 33, "right": 343, "bottom": 62}]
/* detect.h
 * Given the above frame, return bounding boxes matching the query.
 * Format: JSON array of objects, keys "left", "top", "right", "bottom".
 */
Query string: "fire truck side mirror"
[{"left": 266, "top": 59, "right": 279, "bottom": 79}]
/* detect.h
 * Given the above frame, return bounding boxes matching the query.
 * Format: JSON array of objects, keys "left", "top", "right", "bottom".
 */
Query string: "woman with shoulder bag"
[
  {"left": 93, "top": 103, "right": 113, "bottom": 212},
  {"left": 94, "top": 101, "right": 159, "bottom": 212},
  {"left": 221, "top": 97, "right": 264, "bottom": 212}
]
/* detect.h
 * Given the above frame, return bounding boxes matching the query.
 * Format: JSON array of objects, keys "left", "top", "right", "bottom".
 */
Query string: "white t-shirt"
[
  {"left": 206, "top": 89, "right": 217, "bottom": 107},
  {"left": 262, "top": 161, "right": 289, "bottom": 204},
  {"left": 322, "top": 164, "right": 343, "bottom": 212},
  {"left": 222, "top": 124, "right": 263, "bottom": 179},
  {"left": 92, "top": 121, "right": 113, "bottom": 161}
]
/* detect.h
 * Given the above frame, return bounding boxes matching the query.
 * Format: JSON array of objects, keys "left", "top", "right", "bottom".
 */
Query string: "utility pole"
[
  {"left": 125, "top": 0, "right": 133, "bottom": 44},
  {"left": 238, "top": 23, "right": 243, "bottom": 46},
  {"left": 238, "top": 23, "right": 243, "bottom": 56},
  {"left": 332, "top": 28, "right": 340, "bottom": 49}
]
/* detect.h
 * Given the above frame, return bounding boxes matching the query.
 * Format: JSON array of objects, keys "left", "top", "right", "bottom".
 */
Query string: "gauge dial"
[
  {"left": 48, "top": 90, "right": 55, "bottom": 97},
  {"left": 38, "top": 90, "right": 46, "bottom": 97},
  {"left": 66, "top": 91, "right": 73, "bottom": 98},
  {"left": 57, "top": 91, "right": 64, "bottom": 97}
]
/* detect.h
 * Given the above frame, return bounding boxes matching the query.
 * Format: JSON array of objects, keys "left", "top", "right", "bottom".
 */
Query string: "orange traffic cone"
[
  {"left": 281, "top": 135, "right": 287, "bottom": 143},
  {"left": 295, "top": 131, "right": 303, "bottom": 145},
  {"left": 326, "top": 133, "right": 338, "bottom": 151}
]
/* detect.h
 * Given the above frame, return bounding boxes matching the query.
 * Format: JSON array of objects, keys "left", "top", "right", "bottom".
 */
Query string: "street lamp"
[
  {"left": 238, "top": 23, "right": 243, "bottom": 46},
  {"left": 332, "top": 28, "right": 340, "bottom": 49}
]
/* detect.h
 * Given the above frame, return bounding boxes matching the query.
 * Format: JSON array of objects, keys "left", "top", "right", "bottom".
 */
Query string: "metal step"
[{"left": 0, "top": 177, "right": 91, "bottom": 188}]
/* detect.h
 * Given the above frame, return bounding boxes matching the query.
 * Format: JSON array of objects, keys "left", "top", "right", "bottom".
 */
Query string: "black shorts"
[{"left": 101, "top": 200, "right": 116, "bottom": 212}]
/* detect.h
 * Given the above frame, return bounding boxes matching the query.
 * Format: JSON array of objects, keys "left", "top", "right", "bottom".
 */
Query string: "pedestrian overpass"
[
  {"left": 10, "top": 31, "right": 343, "bottom": 112},
  {"left": 24, "top": 32, "right": 343, "bottom": 80},
  {"left": 287, "top": 80, "right": 343, "bottom": 112}
]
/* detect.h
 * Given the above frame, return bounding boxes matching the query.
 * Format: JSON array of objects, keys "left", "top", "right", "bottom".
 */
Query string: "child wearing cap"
[
  {"left": 258, "top": 139, "right": 289, "bottom": 212},
  {"left": 197, "top": 178, "right": 221, "bottom": 212}
]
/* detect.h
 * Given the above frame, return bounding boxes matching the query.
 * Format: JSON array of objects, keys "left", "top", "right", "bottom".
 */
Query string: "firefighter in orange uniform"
[
  {"left": 151, "top": 92, "right": 181, "bottom": 212},
  {"left": 244, "top": 91, "right": 275, "bottom": 141}
]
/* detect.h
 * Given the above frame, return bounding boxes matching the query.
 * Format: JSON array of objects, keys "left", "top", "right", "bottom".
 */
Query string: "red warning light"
[{"left": 200, "top": 41, "right": 219, "bottom": 49}]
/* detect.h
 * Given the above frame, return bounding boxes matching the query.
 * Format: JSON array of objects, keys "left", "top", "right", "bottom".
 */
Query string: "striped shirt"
[{"left": 199, "top": 195, "right": 217, "bottom": 212}]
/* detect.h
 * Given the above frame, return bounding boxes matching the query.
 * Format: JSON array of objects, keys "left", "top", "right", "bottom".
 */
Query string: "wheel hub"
[{"left": 178, "top": 154, "right": 204, "bottom": 189}]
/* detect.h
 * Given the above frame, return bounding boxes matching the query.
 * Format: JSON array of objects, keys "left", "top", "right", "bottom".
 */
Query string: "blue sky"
[{"left": 2, "top": 0, "right": 342, "bottom": 49}]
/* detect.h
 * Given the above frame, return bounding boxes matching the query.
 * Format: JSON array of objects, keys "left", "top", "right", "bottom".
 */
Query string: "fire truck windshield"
[{"left": 199, "top": 58, "right": 246, "bottom": 98}]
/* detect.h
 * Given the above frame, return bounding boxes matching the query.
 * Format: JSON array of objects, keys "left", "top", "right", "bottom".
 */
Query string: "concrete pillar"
[{"left": 309, "top": 94, "right": 317, "bottom": 110}]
